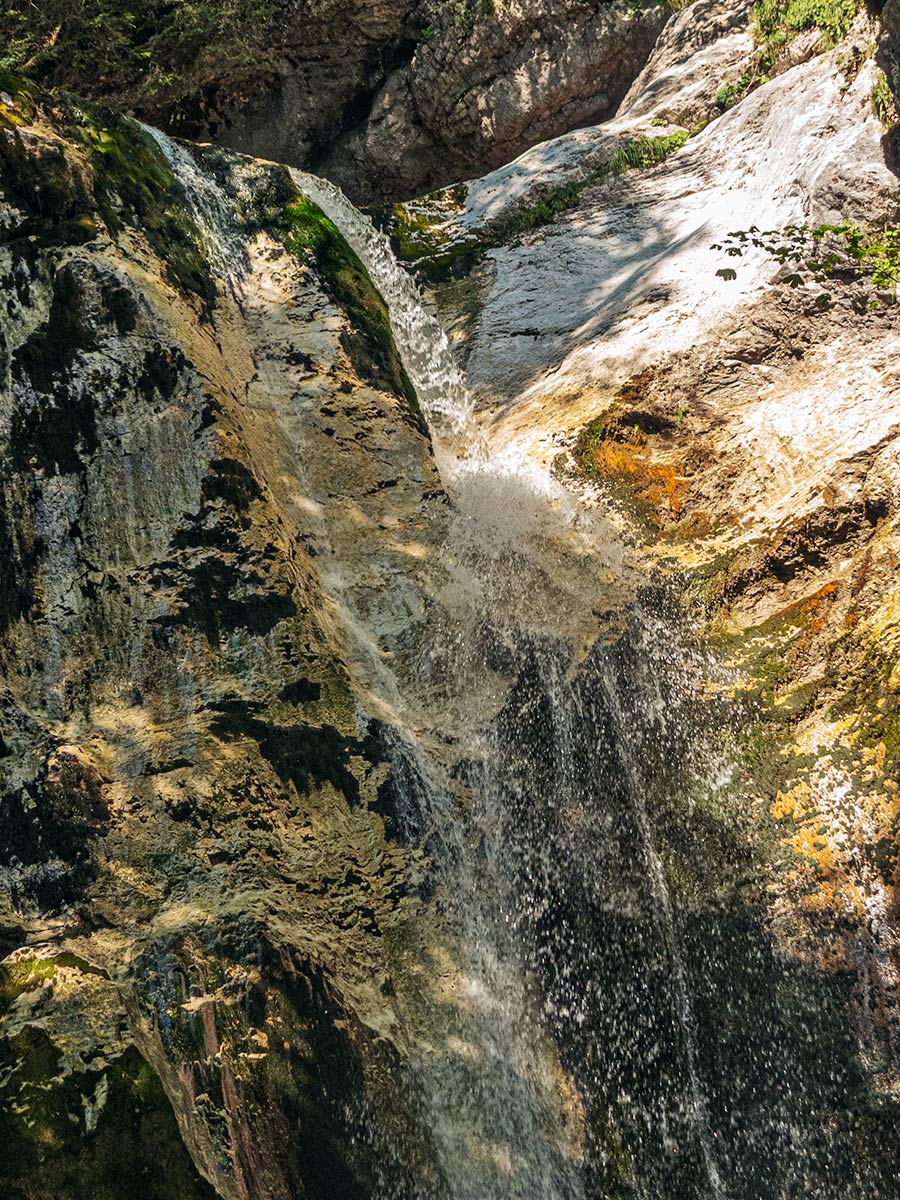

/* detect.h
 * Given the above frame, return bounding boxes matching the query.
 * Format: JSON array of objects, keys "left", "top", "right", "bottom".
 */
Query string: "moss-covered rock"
[
  {"left": 0, "top": 1033, "right": 218, "bottom": 1200},
  {"left": 0, "top": 86, "right": 214, "bottom": 304},
  {"left": 280, "top": 192, "right": 427, "bottom": 432},
  {"left": 0, "top": 85, "right": 446, "bottom": 1200}
]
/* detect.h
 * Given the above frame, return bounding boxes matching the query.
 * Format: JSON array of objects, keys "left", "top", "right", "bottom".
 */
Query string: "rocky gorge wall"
[
  {"left": 0, "top": 0, "right": 668, "bottom": 204},
  {"left": 0, "top": 85, "right": 455, "bottom": 1200},
  {"left": 391, "top": 0, "right": 900, "bottom": 1189}
]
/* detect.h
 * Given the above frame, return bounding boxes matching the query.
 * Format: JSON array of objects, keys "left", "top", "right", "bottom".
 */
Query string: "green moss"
[
  {"left": 0, "top": 140, "right": 88, "bottom": 232},
  {"left": 0, "top": 958, "right": 59, "bottom": 1014},
  {"left": 858, "top": 711, "right": 900, "bottom": 765},
  {"left": 0, "top": 92, "right": 214, "bottom": 305},
  {"left": 0, "top": 69, "right": 39, "bottom": 126},
  {"left": 390, "top": 206, "right": 465, "bottom": 267},
  {"left": 67, "top": 110, "right": 215, "bottom": 306},
  {"left": 280, "top": 194, "right": 427, "bottom": 435},
  {"left": 0, "top": 954, "right": 108, "bottom": 1017}
]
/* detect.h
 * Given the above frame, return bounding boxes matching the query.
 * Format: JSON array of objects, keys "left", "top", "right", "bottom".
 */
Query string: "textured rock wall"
[
  {"left": 411, "top": 0, "right": 900, "bottom": 1187},
  {"left": 0, "top": 87, "right": 447, "bottom": 1200},
  {"left": 315, "top": 0, "right": 668, "bottom": 201},
  {"left": 0, "top": 0, "right": 668, "bottom": 205}
]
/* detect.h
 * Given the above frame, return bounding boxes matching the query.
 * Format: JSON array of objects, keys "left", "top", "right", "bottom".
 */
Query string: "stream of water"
[
  {"left": 149, "top": 135, "right": 842, "bottom": 1200},
  {"left": 286, "top": 171, "right": 728, "bottom": 1200}
]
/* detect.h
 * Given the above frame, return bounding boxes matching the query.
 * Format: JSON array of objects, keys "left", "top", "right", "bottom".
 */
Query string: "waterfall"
[
  {"left": 142, "top": 124, "right": 247, "bottom": 287},
  {"left": 151, "top": 130, "right": 730, "bottom": 1199},
  {"left": 287, "top": 174, "right": 595, "bottom": 1200},
  {"left": 598, "top": 655, "right": 725, "bottom": 1200},
  {"left": 288, "top": 169, "right": 476, "bottom": 456},
  {"left": 286, "top": 171, "right": 728, "bottom": 1198}
]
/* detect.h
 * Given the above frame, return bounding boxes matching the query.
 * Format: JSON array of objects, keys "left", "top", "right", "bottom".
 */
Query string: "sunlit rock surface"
[{"left": 0, "top": 95, "right": 448, "bottom": 1200}]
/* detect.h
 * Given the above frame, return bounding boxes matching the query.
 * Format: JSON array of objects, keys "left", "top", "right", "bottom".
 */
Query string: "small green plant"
[
  {"left": 389, "top": 127, "right": 701, "bottom": 281},
  {"left": 436, "top": 0, "right": 498, "bottom": 37},
  {"left": 493, "top": 129, "right": 695, "bottom": 241},
  {"left": 872, "top": 71, "right": 899, "bottom": 128},
  {"left": 753, "top": 0, "right": 862, "bottom": 51},
  {"left": 715, "top": 0, "right": 856, "bottom": 116},
  {"left": 713, "top": 222, "right": 900, "bottom": 305}
]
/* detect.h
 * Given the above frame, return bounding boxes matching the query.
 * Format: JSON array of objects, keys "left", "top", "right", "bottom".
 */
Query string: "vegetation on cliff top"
[
  {"left": 0, "top": 81, "right": 215, "bottom": 304},
  {"left": 753, "top": 0, "right": 863, "bottom": 48},
  {"left": 0, "top": 0, "right": 284, "bottom": 116},
  {"left": 716, "top": 0, "right": 865, "bottom": 111}
]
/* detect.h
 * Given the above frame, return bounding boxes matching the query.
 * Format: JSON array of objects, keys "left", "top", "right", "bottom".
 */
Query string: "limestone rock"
[{"left": 0, "top": 91, "right": 447, "bottom": 1200}]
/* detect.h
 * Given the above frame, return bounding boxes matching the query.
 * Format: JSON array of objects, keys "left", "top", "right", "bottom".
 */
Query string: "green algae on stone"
[
  {"left": 0, "top": 1034, "right": 217, "bottom": 1200},
  {"left": 280, "top": 193, "right": 428, "bottom": 435},
  {"left": 0, "top": 91, "right": 214, "bottom": 304},
  {"left": 67, "top": 109, "right": 216, "bottom": 306}
]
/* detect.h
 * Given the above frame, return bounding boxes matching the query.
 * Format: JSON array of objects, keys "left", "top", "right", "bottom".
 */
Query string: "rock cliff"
[
  {"left": 0, "top": 84, "right": 449, "bottom": 1200},
  {"left": 3, "top": 0, "right": 900, "bottom": 1197},
  {"left": 0, "top": 0, "right": 668, "bottom": 203}
]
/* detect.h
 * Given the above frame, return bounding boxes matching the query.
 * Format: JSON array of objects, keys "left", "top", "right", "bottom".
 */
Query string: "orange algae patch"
[{"left": 585, "top": 440, "right": 690, "bottom": 522}]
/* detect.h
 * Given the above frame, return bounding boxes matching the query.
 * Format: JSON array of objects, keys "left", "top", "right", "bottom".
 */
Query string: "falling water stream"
[
  {"left": 285, "top": 171, "right": 728, "bottom": 1199},
  {"left": 148, "top": 136, "right": 824, "bottom": 1199}
]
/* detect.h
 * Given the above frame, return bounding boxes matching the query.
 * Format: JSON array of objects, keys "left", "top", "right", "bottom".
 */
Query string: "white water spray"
[{"left": 151, "top": 131, "right": 731, "bottom": 1200}]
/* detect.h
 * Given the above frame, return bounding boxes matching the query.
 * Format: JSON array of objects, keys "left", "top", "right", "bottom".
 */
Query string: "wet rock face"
[
  {"left": 0, "top": 92, "right": 445, "bottom": 1200},
  {"left": 409, "top": 0, "right": 900, "bottom": 1188},
  {"left": 315, "top": 0, "right": 668, "bottom": 202}
]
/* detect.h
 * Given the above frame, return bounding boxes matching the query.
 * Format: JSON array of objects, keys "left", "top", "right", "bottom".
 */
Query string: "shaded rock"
[{"left": 319, "top": 0, "right": 668, "bottom": 201}]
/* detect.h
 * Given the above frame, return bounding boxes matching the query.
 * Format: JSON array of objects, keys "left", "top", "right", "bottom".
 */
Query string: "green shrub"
[
  {"left": 753, "top": 0, "right": 862, "bottom": 50},
  {"left": 872, "top": 71, "right": 899, "bottom": 128},
  {"left": 492, "top": 129, "right": 695, "bottom": 241},
  {"left": 0, "top": 0, "right": 283, "bottom": 110}
]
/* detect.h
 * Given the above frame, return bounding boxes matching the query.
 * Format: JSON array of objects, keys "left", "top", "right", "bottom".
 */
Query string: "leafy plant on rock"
[
  {"left": 753, "top": 0, "right": 863, "bottom": 51},
  {"left": 872, "top": 71, "right": 900, "bottom": 128},
  {"left": 713, "top": 222, "right": 900, "bottom": 307}
]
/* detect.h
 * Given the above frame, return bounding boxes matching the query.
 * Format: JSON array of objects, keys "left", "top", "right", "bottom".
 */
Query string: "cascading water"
[
  {"left": 143, "top": 125, "right": 248, "bottom": 287},
  {"left": 287, "top": 171, "right": 602, "bottom": 1200},
  {"left": 288, "top": 170, "right": 475, "bottom": 458},
  {"left": 147, "top": 133, "right": 883, "bottom": 1200},
  {"left": 285, "top": 170, "right": 729, "bottom": 1199}
]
